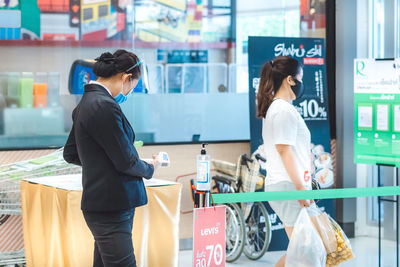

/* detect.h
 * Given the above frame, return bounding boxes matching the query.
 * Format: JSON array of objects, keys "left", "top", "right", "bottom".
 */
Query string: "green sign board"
[{"left": 354, "top": 59, "right": 400, "bottom": 167}]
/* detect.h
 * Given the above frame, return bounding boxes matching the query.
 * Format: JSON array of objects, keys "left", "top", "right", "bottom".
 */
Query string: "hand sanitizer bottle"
[{"left": 196, "top": 143, "right": 210, "bottom": 192}]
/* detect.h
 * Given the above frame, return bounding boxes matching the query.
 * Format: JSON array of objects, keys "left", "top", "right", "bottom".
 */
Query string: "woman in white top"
[{"left": 257, "top": 56, "right": 314, "bottom": 267}]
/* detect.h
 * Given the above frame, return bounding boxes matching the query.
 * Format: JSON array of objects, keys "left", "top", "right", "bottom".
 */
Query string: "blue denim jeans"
[{"left": 83, "top": 208, "right": 136, "bottom": 267}]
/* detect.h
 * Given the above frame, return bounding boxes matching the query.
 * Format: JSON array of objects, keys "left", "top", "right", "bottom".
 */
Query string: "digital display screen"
[{"left": 69, "top": 62, "right": 96, "bottom": 94}]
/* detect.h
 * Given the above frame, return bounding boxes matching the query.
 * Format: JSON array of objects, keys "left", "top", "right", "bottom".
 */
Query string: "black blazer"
[{"left": 63, "top": 83, "right": 154, "bottom": 212}]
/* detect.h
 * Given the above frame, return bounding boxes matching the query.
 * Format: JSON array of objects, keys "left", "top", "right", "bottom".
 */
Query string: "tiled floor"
[{"left": 179, "top": 237, "right": 398, "bottom": 267}]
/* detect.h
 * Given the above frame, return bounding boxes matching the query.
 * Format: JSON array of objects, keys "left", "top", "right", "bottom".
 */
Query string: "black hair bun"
[
  {"left": 93, "top": 52, "right": 117, "bottom": 78},
  {"left": 95, "top": 52, "right": 115, "bottom": 63},
  {"left": 93, "top": 50, "right": 141, "bottom": 79}
]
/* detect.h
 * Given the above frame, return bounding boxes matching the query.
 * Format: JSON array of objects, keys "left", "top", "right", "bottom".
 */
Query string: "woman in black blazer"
[{"left": 63, "top": 49, "right": 158, "bottom": 267}]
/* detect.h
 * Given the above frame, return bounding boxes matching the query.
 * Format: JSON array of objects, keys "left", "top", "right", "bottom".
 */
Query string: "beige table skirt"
[{"left": 21, "top": 180, "right": 182, "bottom": 267}]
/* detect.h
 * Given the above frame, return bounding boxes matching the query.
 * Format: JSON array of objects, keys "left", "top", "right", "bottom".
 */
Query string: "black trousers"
[{"left": 83, "top": 208, "right": 136, "bottom": 267}]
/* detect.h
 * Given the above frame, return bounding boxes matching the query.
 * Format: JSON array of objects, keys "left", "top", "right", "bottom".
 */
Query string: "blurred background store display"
[{"left": 0, "top": 71, "right": 71, "bottom": 148}]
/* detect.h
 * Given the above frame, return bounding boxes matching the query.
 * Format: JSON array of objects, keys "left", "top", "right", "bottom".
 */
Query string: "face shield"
[{"left": 126, "top": 55, "right": 150, "bottom": 94}]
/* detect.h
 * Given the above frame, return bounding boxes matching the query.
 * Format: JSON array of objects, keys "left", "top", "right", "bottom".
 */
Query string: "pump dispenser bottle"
[
  {"left": 196, "top": 143, "right": 211, "bottom": 207},
  {"left": 196, "top": 143, "right": 211, "bottom": 192}
]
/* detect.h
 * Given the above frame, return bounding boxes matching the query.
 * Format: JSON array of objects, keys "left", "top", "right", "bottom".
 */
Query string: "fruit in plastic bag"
[
  {"left": 285, "top": 208, "right": 326, "bottom": 267},
  {"left": 308, "top": 205, "right": 338, "bottom": 254},
  {"left": 326, "top": 216, "right": 355, "bottom": 266}
]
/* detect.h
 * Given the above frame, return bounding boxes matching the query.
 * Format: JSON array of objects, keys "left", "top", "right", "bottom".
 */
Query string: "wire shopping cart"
[{"left": 0, "top": 148, "right": 81, "bottom": 266}]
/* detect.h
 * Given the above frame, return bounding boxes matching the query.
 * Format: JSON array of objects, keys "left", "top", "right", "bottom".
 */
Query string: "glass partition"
[
  {"left": 0, "top": 63, "right": 250, "bottom": 149},
  {"left": 122, "top": 62, "right": 249, "bottom": 143},
  {"left": 120, "top": 93, "right": 250, "bottom": 143},
  {"left": 0, "top": 71, "right": 79, "bottom": 149}
]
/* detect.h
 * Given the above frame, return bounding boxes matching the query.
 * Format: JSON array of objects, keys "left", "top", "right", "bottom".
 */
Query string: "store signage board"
[
  {"left": 248, "top": 37, "right": 331, "bottom": 154},
  {"left": 354, "top": 59, "right": 400, "bottom": 167},
  {"left": 193, "top": 206, "right": 226, "bottom": 267}
]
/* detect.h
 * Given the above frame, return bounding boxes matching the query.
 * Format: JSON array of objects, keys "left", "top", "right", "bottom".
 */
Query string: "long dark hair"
[
  {"left": 93, "top": 49, "right": 141, "bottom": 80},
  {"left": 256, "top": 56, "right": 301, "bottom": 118}
]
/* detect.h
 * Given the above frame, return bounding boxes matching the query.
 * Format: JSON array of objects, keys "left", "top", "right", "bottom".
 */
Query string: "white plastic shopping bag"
[
  {"left": 285, "top": 208, "right": 327, "bottom": 267},
  {"left": 307, "top": 205, "right": 338, "bottom": 254}
]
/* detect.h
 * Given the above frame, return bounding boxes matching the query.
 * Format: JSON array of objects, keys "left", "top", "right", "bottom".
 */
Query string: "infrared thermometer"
[
  {"left": 143, "top": 152, "right": 170, "bottom": 168},
  {"left": 157, "top": 152, "right": 170, "bottom": 167}
]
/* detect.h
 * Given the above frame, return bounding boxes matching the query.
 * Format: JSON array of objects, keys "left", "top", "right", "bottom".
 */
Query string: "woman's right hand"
[
  {"left": 296, "top": 185, "right": 313, "bottom": 207},
  {"left": 298, "top": 199, "right": 310, "bottom": 208},
  {"left": 151, "top": 155, "right": 159, "bottom": 170}
]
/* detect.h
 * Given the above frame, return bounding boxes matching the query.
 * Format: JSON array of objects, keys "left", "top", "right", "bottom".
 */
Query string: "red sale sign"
[{"left": 193, "top": 206, "right": 226, "bottom": 267}]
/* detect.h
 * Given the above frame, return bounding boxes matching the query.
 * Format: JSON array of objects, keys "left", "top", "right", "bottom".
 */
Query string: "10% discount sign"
[{"left": 193, "top": 206, "right": 226, "bottom": 267}]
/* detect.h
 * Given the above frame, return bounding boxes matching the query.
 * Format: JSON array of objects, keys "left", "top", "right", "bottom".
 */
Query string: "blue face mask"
[
  {"left": 114, "top": 61, "right": 142, "bottom": 104},
  {"left": 114, "top": 81, "right": 134, "bottom": 104},
  {"left": 114, "top": 92, "right": 127, "bottom": 104}
]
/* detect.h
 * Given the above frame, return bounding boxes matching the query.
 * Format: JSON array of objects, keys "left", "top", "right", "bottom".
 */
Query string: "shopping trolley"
[{"left": 0, "top": 149, "right": 82, "bottom": 266}]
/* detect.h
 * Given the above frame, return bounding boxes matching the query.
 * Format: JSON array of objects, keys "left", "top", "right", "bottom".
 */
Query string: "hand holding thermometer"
[{"left": 143, "top": 152, "right": 170, "bottom": 168}]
